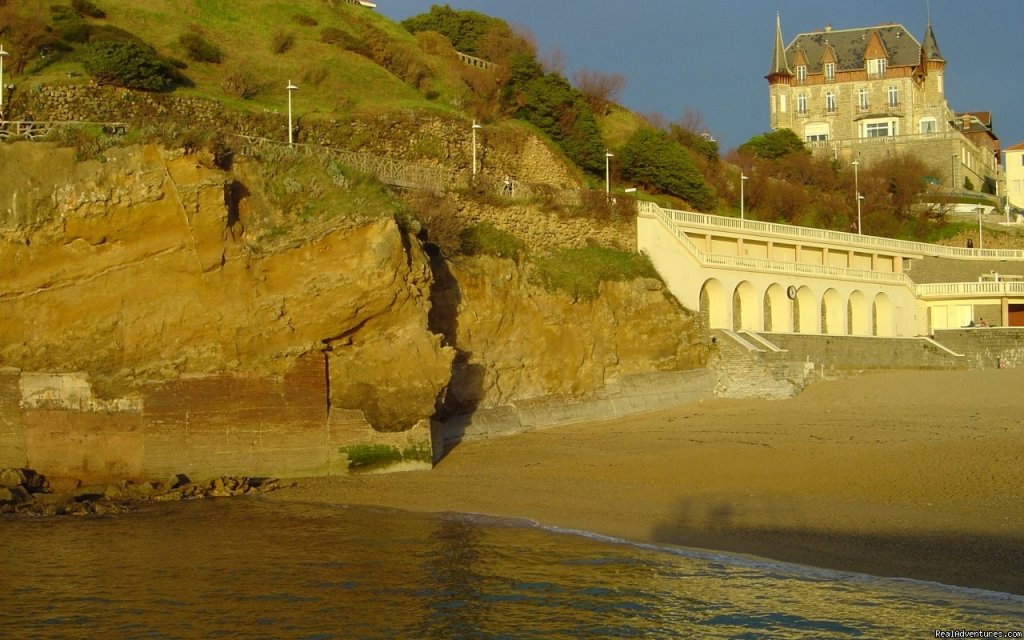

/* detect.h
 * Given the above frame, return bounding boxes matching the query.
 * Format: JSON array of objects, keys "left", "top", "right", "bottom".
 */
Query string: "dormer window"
[
  {"left": 796, "top": 65, "right": 806, "bottom": 84},
  {"left": 824, "top": 62, "right": 835, "bottom": 82},
  {"left": 867, "top": 58, "right": 887, "bottom": 78}
]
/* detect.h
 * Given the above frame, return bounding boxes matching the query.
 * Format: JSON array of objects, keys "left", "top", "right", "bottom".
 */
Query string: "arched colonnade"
[{"left": 701, "top": 277, "right": 895, "bottom": 336}]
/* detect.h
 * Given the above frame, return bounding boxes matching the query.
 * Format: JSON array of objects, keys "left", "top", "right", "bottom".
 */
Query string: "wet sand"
[{"left": 269, "top": 369, "right": 1024, "bottom": 595}]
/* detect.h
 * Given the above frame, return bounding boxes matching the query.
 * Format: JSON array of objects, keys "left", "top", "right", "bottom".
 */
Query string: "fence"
[{"left": 0, "top": 120, "right": 127, "bottom": 141}]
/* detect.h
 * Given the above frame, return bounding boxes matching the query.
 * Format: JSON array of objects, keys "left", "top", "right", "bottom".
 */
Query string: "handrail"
[
  {"left": 638, "top": 200, "right": 1024, "bottom": 261},
  {"left": 641, "top": 200, "right": 912, "bottom": 286}
]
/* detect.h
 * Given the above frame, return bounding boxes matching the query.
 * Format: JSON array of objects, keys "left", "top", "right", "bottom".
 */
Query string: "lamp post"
[
  {"left": 740, "top": 173, "right": 748, "bottom": 221},
  {"left": 858, "top": 195, "right": 865, "bottom": 235},
  {"left": 471, "top": 120, "right": 482, "bottom": 175},
  {"left": 605, "top": 150, "right": 614, "bottom": 194},
  {"left": 852, "top": 159, "right": 861, "bottom": 234},
  {"left": 286, "top": 81, "right": 298, "bottom": 145},
  {"left": 0, "top": 44, "right": 7, "bottom": 109},
  {"left": 978, "top": 206, "right": 984, "bottom": 250}
]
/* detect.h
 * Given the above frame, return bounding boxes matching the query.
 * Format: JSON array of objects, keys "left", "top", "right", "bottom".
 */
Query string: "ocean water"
[{"left": 0, "top": 498, "right": 1021, "bottom": 639}]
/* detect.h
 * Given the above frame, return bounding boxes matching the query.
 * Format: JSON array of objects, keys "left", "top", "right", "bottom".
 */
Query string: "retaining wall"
[
  {"left": 761, "top": 333, "right": 964, "bottom": 370},
  {"left": 932, "top": 328, "right": 1024, "bottom": 369},
  {"left": 441, "top": 369, "right": 717, "bottom": 442}
]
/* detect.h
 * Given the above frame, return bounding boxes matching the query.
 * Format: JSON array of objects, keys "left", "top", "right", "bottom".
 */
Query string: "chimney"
[{"left": 961, "top": 114, "right": 971, "bottom": 130}]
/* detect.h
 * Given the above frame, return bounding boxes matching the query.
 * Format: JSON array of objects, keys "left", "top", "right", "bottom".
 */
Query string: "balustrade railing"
[
  {"left": 638, "top": 201, "right": 1024, "bottom": 261},
  {"left": 640, "top": 200, "right": 912, "bottom": 285}
]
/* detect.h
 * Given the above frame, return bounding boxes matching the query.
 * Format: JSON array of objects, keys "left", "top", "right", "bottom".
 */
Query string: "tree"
[
  {"left": 619, "top": 128, "right": 716, "bottom": 211},
  {"left": 83, "top": 40, "right": 184, "bottom": 91},
  {"left": 739, "top": 128, "right": 808, "bottom": 160},
  {"left": 401, "top": 4, "right": 499, "bottom": 56},
  {"left": 572, "top": 68, "right": 626, "bottom": 116}
]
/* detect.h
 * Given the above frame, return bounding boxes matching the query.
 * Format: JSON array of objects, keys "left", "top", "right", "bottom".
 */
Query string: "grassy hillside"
[{"left": 11, "top": 0, "right": 467, "bottom": 119}]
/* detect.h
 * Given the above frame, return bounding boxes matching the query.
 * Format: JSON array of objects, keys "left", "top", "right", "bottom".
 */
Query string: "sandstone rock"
[
  {"left": 168, "top": 474, "right": 190, "bottom": 490},
  {"left": 0, "top": 468, "right": 26, "bottom": 488}
]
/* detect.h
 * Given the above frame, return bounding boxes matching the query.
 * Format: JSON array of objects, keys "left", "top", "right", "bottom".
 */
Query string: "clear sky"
[{"left": 377, "top": 1, "right": 1024, "bottom": 153}]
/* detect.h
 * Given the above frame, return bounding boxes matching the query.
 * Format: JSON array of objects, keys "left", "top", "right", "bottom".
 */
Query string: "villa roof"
[
  {"left": 785, "top": 23, "right": 923, "bottom": 73},
  {"left": 1004, "top": 141, "right": 1024, "bottom": 152}
]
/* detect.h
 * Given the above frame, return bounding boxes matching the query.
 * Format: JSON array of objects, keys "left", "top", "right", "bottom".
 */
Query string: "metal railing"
[
  {"left": 0, "top": 119, "right": 127, "bottom": 141},
  {"left": 638, "top": 201, "right": 1024, "bottom": 261}
]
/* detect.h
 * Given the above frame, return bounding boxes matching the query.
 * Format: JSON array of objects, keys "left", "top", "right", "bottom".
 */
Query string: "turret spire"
[{"left": 768, "top": 12, "right": 792, "bottom": 76}]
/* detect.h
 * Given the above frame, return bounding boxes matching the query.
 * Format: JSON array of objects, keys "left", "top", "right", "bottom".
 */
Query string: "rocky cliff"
[{"left": 0, "top": 141, "right": 706, "bottom": 481}]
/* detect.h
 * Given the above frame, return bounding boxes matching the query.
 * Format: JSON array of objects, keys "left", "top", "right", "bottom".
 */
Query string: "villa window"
[
  {"left": 858, "top": 87, "right": 868, "bottom": 111},
  {"left": 824, "top": 62, "right": 835, "bottom": 82},
  {"left": 864, "top": 121, "right": 890, "bottom": 138},
  {"left": 867, "top": 58, "right": 887, "bottom": 78},
  {"left": 826, "top": 91, "right": 836, "bottom": 113},
  {"left": 780, "top": 94, "right": 787, "bottom": 113},
  {"left": 797, "top": 94, "right": 807, "bottom": 115},
  {"left": 796, "top": 65, "right": 806, "bottom": 84},
  {"left": 919, "top": 117, "right": 937, "bottom": 134},
  {"left": 887, "top": 85, "right": 899, "bottom": 107}
]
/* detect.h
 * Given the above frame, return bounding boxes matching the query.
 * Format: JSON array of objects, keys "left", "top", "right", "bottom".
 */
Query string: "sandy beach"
[{"left": 269, "top": 369, "right": 1024, "bottom": 595}]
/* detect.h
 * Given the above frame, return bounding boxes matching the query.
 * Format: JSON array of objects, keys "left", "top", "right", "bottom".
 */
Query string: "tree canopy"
[{"left": 619, "top": 128, "right": 716, "bottom": 211}]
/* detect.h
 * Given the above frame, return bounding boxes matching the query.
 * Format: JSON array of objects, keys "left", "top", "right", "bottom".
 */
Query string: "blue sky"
[{"left": 377, "top": 1, "right": 1024, "bottom": 153}]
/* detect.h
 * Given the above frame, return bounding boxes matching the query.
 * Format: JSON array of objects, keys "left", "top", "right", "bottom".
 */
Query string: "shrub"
[
  {"left": 292, "top": 14, "right": 318, "bottom": 26},
  {"left": 738, "top": 128, "right": 807, "bottom": 160},
  {"left": 459, "top": 222, "right": 526, "bottom": 261},
  {"left": 270, "top": 29, "right": 295, "bottom": 54},
  {"left": 533, "top": 246, "right": 659, "bottom": 300},
  {"left": 82, "top": 40, "right": 183, "bottom": 91},
  {"left": 71, "top": 0, "right": 105, "bottom": 19},
  {"left": 179, "top": 31, "right": 222, "bottom": 63},
  {"left": 221, "top": 67, "right": 262, "bottom": 98}
]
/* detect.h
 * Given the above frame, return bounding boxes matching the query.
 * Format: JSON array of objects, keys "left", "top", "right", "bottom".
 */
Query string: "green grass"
[
  {"left": 19, "top": 0, "right": 468, "bottom": 118},
  {"left": 459, "top": 222, "right": 527, "bottom": 261},
  {"left": 533, "top": 246, "right": 660, "bottom": 300},
  {"left": 339, "top": 441, "right": 432, "bottom": 470}
]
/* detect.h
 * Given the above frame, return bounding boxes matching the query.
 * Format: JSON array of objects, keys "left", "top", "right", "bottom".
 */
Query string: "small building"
[{"left": 1006, "top": 141, "right": 1024, "bottom": 213}]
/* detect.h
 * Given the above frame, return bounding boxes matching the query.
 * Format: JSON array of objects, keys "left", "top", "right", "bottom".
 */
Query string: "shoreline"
[{"left": 268, "top": 369, "right": 1024, "bottom": 595}]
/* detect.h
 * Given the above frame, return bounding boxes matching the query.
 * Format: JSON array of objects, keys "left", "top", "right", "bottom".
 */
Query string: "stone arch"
[
  {"left": 764, "top": 284, "right": 792, "bottom": 332},
  {"left": 848, "top": 290, "right": 871, "bottom": 336},
  {"left": 822, "top": 288, "right": 844, "bottom": 335},
  {"left": 700, "top": 278, "right": 729, "bottom": 329},
  {"left": 794, "top": 286, "right": 818, "bottom": 334},
  {"left": 873, "top": 293, "right": 894, "bottom": 336},
  {"left": 733, "top": 281, "right": 759, "bottom": 331}
]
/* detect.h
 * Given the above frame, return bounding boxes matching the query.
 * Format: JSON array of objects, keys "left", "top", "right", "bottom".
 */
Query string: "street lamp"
[
  {"left": 605, "top": 150, "right": 614, "bottom": 194},
  {"left": 740, "top": 173, "right": 749, "bottom": 221},
  {"left": 0, "top": 44, "right": 7, "bottom": 109},
  {"left": 858, "top": 195, "right": 865, "bottom": 235},
  {"left": 851, "top": 159, "right": 861, "bottom": 234},
  {"left": 286, "top": 81, "right": 298, "bottom": 145},
  {"left": 471, "top": 120, "right": 482, "bottom": 175},
  {"left": 978, "top": 206, "right": 984, "bottom": 250}
]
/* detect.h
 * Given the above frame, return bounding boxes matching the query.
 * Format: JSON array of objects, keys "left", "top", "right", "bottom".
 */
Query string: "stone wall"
[
  {"left": 441, "top": 369, "right": 717, "bottom": 442},
  {"left": 0, "top": 369, "right": 24, "bottom": 469},
  {"left": 709, "top": 334, "right": 812, "bottom": 399},
  {"left": 908, "top": 256, "right": 1024, "bottom": 284},
  {"left": 452, "top": 196, "right": 636, "bottom": 252},
  {"left": 20, "top": 85, "right": 580, "bottom": 191},
  {"left": 0, "top": 357, "right": 373, "bottom": 483},
  {"left": 932, "top": 328, "right": 1024, "bottom": 369},
  {"left": 761, "top": 333, "right": 965, "bottom": 370}
]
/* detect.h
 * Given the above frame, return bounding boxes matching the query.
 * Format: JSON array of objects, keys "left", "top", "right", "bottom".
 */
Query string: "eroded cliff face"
[
  {"left": 430, "top": 255, "right": 706, "bottom": 415},
  {"left": 0, "top": 142, "right": 452, "bottom": 431},
  {"left": 0, "top": 141, "right": 706, "bottom": 479}
]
